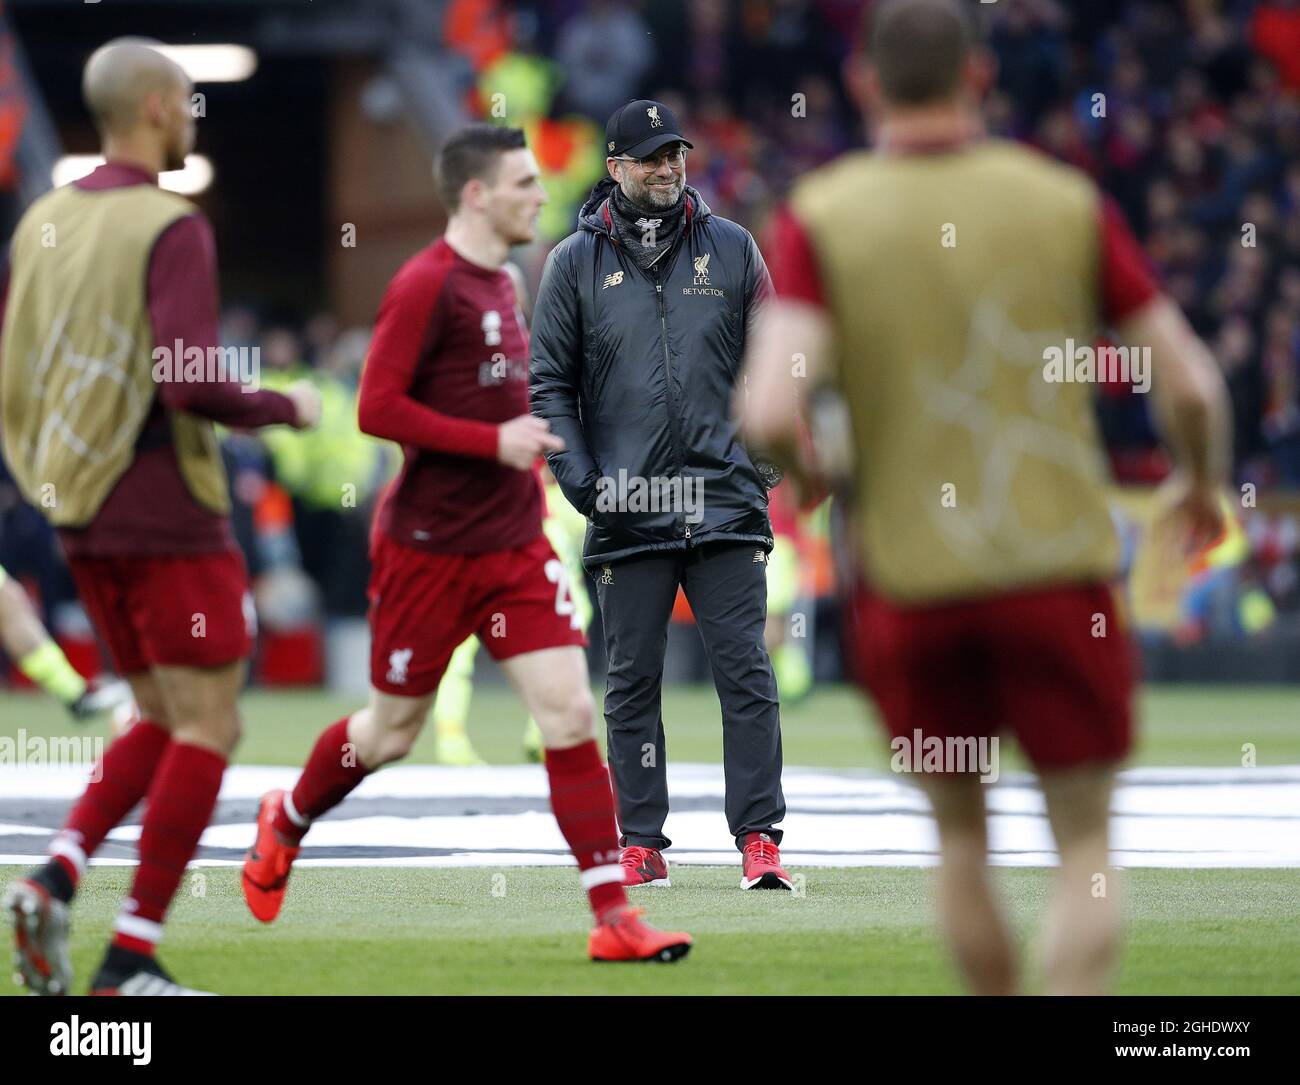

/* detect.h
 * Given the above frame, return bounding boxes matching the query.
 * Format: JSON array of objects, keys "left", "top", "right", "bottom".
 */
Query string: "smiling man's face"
[{"left": 609, "top": 143, "right": 687, "bottom": 210}]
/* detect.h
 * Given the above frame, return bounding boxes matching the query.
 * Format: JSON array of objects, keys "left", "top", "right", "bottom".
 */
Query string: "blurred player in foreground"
[
  {"left": 242, "top": 125, "right": 690, "bottom": 963},
  {"left": 0, "top": 564, "right": 130, "bottom": 719},
  {"left": 741, "top": 0, "right": 1229, "bottom": 994},
  {"left": 2, "top": 39, "right": 320, "bottom": 995}
]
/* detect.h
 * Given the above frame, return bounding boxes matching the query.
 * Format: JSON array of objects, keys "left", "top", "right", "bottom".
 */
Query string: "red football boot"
[
  {"left": 740, "top": 832, "right": 793, "bottom": 890},
  {"left": 588, "top": 906, "right": 692, "bottom": 962},
  {"left": 241, "top": 790, "right": 301, "bottom": 923}
]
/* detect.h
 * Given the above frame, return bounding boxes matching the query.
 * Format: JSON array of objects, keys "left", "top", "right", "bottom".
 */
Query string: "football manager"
[{"left": 529, "top": 99, "right": 791, "bottom": 891}]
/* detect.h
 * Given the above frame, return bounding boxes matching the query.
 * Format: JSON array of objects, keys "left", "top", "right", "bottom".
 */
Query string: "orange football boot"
[
  {"left": 588, "top": 906, "right": 692, "bottom": 963},
  {"left": 241, "top": 790, "right": 301, "bottom": 923}
]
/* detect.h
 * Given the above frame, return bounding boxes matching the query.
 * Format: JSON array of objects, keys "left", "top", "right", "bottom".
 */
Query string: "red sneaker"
[
  {"left": 241, "top": 790, "right": 301, "bottom": 923},
  {"left": 740, "top": 832, "right": 792, "bottom": 890},
  {"left": 620, "top": 845, "right": 670, "bottom": 887},
  {"left": 588, "top": 906, "right": 692, "bottom": 962}
]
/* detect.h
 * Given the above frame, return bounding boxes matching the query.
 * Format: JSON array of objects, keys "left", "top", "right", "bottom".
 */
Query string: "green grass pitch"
[
  {"left": 3, "top": 683, "right": 1298, "bottom": 994},
  {"left": 6, "top": 681, "right": 1300, "bottom": 768}
]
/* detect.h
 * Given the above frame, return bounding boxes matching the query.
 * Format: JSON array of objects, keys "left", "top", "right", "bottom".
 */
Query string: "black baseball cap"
[{"left": 605, "top": 99, "right": 694, "bottom": 160}]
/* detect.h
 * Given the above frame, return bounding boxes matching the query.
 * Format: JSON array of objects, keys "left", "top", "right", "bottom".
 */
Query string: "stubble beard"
[{"left": 625, "top": 172, "right": 684, "bottom": 211}]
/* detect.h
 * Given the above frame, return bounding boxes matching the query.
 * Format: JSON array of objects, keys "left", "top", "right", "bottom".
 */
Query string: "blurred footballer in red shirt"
[
  {"left": 3, "top": 40, "right": 320, "bottom": 996},
  {"left": 242, "top": 125, "right": 690, "bottom": 964},
  {"left": 742, "top": 0, "right": 1229, "bottom": 996}
]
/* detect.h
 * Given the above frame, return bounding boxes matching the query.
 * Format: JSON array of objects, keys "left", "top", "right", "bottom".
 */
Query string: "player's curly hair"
[{"left": 435, "top": 124, "right": 527, "bottom": 213}]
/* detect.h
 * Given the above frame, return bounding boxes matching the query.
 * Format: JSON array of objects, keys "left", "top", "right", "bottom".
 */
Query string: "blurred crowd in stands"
[{"left": 451, "top": 0, "right": 1300, "bottom": 493}]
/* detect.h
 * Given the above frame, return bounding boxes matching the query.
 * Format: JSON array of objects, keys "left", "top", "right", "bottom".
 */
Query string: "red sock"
[
  {"left": 50, "top": 719, "right": 171, "bottom": 890},
  {"left": 545, "top": 740, "right": 627, "bottom": 919},
  {"left": 276, "top": 718, "right": 369, "bottom": 844},
  {"left": 113, "top": 741, "right": 225, "bottom": 955}
]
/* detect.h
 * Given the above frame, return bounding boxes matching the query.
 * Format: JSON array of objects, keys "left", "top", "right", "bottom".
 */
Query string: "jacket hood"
[{"left": 576, "top": 176, "right": 712, "bottom": 236}]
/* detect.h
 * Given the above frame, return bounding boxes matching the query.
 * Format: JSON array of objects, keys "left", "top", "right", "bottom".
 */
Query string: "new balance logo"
[{"left": 602, "top": 272, "right": 624, "bottom": 289}]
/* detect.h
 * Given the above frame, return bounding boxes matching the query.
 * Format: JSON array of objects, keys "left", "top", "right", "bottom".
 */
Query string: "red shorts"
[
  {"left": 368, "top": 532, "right": 587, "bottom": 696},
  {"left": 846, "top": 581, "right": 1134, "bottom": 771},
  {"left": 68, "top": 550, "right": 255, "bottom": 674}
]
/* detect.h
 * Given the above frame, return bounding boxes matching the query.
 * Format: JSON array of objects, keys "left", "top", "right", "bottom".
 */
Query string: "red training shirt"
[{"left": 359, "top": 237, "right": 542, "bottom": 553}]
